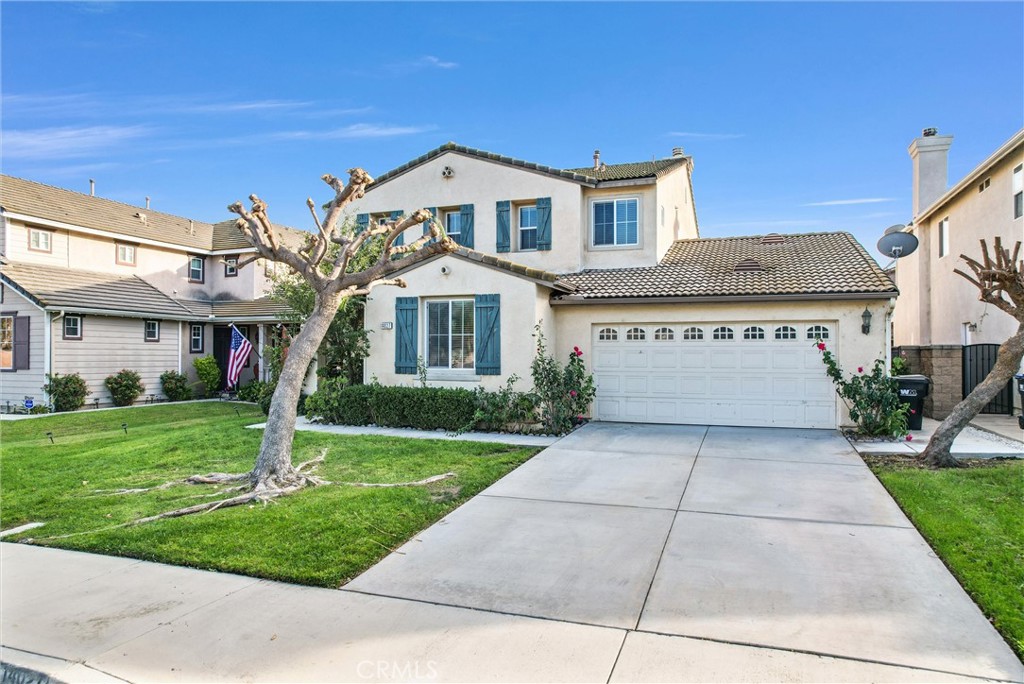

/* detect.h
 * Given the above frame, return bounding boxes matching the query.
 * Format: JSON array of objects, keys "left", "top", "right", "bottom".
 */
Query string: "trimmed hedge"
[{"left": 305, "top": 381, "right": 476, "bottom": 432}]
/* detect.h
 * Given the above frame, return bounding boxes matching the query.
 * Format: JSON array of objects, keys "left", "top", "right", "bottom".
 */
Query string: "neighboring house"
[
  {"left": 0, "top": 175, "right": 297, "bottom": 409},
  {"left": 893, "top": 129, "right": 1024, "bottom": 418},
  {"left": 351, "top": 143, "right": 897, "bottom": 430}
]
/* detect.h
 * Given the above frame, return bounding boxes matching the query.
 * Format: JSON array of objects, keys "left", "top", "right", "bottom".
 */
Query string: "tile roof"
[
  {"left": 0, "top": 175, "right": 309, "bottom": 254},
  {"left": 368, "top": 142, "right": 685, "bottom": 189},
  {"left": 389, "top": 246, "right": 577, "bottom": 292},
  {"left": 0, "top": 262, "right": 196, "bottom": 318},
  {"left": 563, "top": 158, "right": 688, "bottom": 182},
  {"left": 555, "top": 232, "right": 898, "bottom": 301}
]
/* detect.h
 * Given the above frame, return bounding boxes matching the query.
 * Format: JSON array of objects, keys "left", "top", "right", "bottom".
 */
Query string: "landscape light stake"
[
  {"left": 121, "top": 422, "right": 128, "bottom": 435},
  {"left": 46, "top": 432, "right": 54, "bottom": 444}
]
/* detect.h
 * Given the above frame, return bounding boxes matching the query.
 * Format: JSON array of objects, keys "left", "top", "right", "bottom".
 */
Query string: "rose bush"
[{"left": 817, "top": 340, "right": 908, "bottom": 437}]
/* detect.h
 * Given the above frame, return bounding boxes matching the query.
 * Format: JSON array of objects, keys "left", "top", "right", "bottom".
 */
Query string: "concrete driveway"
[
  {"left": 3, "top": 423, "right": 1022, "bottom": 682},
  {"left": 347, "top": 423, "right": 1023, "bottom": 682}
]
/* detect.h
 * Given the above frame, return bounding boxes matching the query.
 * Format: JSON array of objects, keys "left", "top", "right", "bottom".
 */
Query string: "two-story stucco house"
[
  {"left": 350, "top": 143, "right": 897, "bottom": 430},
  {"left": 0, "top": 175, "right": 296, "bottom": 409},
  {"left": 893, "top": 129, "right": 1024, "bottom": 418}
]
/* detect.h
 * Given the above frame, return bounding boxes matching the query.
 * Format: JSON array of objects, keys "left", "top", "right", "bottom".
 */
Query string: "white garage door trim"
[{"left": 593, "top": 322, "right": 838, "bottom": 429}]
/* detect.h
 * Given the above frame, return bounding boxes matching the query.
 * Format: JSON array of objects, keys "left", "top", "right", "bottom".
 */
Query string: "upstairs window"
[
  {"left": 978, "top": 177, "right": 991, "bottom": 193},
  {"left": 938, "top": 217, "right": 950, "bottom": 258},
  {"left": 444, "top": 211, "right": 462, "bottom": 241},
  {"left": 144, "top": 320, "right": 160, "bottom": 342},
  {"left": 224, "top": 257, "right": 238, "bottom": 277},
  {"left": 189, "top": 256, "right": 205, "bottom": 283},
  {"left": 29, "top": 228, "right": 52, "bottom": 253},
  {"left": 593, "top": 198, "right": 638, "bottom": 246},
  {"left": 116, "top": 243, "right": 136, "bottom": 266},
  {"left": 1013, "top": 164, "right": 1022, "bottom": 219},
  {"left": 518, "top": 205, "right": 538, "bottom": 251},
  {"left": 63, "top": 315, "right": 82, "bottom": 340}
]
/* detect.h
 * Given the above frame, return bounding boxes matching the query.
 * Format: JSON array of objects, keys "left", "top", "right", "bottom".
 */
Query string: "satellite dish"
[
  {"left": 884, "top": 224, "right": 907, "bottom": 235},
  {"left": 877, "top": 230, "right": 919, "bottom": 259}
]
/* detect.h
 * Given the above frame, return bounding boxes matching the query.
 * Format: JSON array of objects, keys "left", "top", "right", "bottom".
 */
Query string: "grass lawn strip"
[
  {"left": 1, "top": 403, "right": 537, "bottom": 587},
  {"left": 867, "top": 456, "right": 1024, "bottom": 659}
]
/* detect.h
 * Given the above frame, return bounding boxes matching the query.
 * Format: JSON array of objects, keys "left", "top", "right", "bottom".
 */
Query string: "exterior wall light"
[{"left": 862, "top": 308, "right": 872, "bottom": 334}]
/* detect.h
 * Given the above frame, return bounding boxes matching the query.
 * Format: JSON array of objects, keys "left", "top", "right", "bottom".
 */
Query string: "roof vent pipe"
[
  {"left": 89, "top": 179, "right": 95, "bottom": 196},
  {"left": 672, "top": 147, "right": 685, "bottom": 158},
  {"left": 145, "top": 196, "right": 151, "bottom": 209},
  {"left": 593, "top": 149, "right": 601, "bottom": 170}
]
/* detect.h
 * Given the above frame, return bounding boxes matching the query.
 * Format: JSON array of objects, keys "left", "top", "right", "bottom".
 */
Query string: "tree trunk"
[
  {"left": 251, "top": 289, "right": 342, "bottom": 489},
  {"left": 922, "top": 322, "right": 1024, "bottom": 467}
]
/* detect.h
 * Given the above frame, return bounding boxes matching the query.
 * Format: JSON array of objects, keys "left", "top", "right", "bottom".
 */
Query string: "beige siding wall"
[
  {"left": 894, "top": 144, "right": 1024, "bottom": 348},
  {"left": 51, "top": 314, "right": 180, "bottom": 406},
  {"left": 363, "top": 255, "right": 553, "bottom": 391},
  {"left": 553, "top": 298, "right": 893, "bottom": 429},
  {"left": 4, "top": 218, "right": 71, "bottom": 268},
  {"left": 0, "top": 286, "right": 47, "bottom": 409}
]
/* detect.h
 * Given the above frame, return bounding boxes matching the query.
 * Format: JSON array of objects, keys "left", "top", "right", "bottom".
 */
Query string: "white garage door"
[{"left": 593, "top": 322, "right": 837, "bottom": 429}]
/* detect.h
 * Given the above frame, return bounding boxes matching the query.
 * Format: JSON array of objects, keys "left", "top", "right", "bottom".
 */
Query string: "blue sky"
[{"left": 3, "top": 2, "right": 1022, "bottom": 262}]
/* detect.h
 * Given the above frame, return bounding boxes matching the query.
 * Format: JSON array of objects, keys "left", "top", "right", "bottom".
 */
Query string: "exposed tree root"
[{"left": 339, "top": 472, "right": 456, "bottom": 488}]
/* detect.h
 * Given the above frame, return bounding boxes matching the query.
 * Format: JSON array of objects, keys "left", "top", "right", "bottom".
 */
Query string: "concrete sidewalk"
[
  {"left": 850, "top": 417, "right": 1024, "bottom": 458},
  {"left": 3, "top": 423, "right": 1022, "bottom": 683}
]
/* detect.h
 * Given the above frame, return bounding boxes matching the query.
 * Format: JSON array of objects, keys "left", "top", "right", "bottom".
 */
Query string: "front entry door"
[{"left": 213, "top": 326, "right": 231, "bottom": 390}]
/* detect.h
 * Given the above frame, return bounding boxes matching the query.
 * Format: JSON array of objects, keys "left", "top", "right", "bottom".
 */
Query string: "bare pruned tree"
[{"left": 922, "top": 237, "right": 1024, "bottom": 467}]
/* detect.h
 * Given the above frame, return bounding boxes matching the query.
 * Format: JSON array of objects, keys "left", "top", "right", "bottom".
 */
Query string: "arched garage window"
[
  {"left": 712, "top": 326, "right": 734, "bottom": 340},
  {"left": 807, "top": 325, "right": 830, "bottom": 340},
  {"left": 598, "top": 327, "right": 617, "bottom": 341},
  {"left": 654, "top": 327, "right": 674, "bottom": 341},
  {"left": 743, "top": 326, "right": 765, "bottom": 340},
  {"left": 682, "top": 326, "right": 703, "bottom": 340},
  {"left": 774, "top": 325, "right": 797, "bottom": 340},
  {"left": 626, "top": 327, "right": 646, "bottom": 341}
]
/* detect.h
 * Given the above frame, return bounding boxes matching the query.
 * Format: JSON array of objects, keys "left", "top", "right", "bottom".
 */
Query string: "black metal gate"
[{"left": 962, "top": 344, "right": 1014, "bottom": 414}]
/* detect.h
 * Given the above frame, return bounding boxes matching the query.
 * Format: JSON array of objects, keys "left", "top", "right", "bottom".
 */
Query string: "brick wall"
[{"left": 896, "top": 345, "right": 963, "bottom": 419}]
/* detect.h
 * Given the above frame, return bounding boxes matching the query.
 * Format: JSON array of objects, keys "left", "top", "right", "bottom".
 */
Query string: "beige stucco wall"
[
  {"left": 654, "top": 163, "right": 699, "bottom": 257},
  {"left": 363, "top": 254, "right": 554, "bottom": 392},
  {"left": 579, "top": 184, "right": 660, "bottom": 270},
  {"left": 0, "top": 285, "right": 47, "bottom": 409},
  {"left": 894, "top": 143, "right": 1024, "bottom": 348},
  {"left": 552, "top": 298, "right": 893, "bottom": 429},
  {"left": 51, "top": 314, "right": 180, "bottom": 406}
]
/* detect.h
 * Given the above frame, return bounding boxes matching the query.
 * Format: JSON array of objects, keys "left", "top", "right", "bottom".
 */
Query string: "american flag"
[{"left": 226, "top": 325, "right": 253, "bottom": 388}]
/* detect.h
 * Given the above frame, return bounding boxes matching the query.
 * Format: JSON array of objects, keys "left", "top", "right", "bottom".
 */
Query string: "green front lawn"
[
  {"left": 0, "top": 402, "right": 537, "bottom": 587},
  {"left": 869, "top": 457, "right": 1024, "bottom": 658}
]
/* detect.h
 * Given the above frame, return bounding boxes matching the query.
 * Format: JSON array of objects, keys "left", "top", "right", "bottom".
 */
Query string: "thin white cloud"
[
  {"left": 382, "top": 55, "right": 459, "bottom": 75},
  {"left": 2, "top": 125, "right": 154, "bottom": 160},
  {"left": 262, "top": 123, "right": 436, "bottom": 142},
  {"left": 176, "top": 99, "right": 313, "bottom": 114},
  {"left": 803, "top": 198, "right": 895, "bottom": 207},
  {"left": 667, "top": 131, "right": 745, "bottom": 141},
  {"left": 421, "top": 55, "right": 458, "bottom": 69},
  {"left": 2, "top": 92, "right": 322, "bottom": 119}
]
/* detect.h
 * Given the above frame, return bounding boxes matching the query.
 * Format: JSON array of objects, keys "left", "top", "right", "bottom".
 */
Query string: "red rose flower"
[
  {"left": 569, "top": 390, "right": 578, "bottom": 398},
  {"left": 910, "top": 409, "right": 916, "bottom": 415},
  {"left": 817, "top": 342, "right": 826, "bottom": 351},
  {"left": 906, "top": 434, "right": 913, "bottom": 441},
  {"left": 857, "top": 367, "right": 863, "bottom": 373}
]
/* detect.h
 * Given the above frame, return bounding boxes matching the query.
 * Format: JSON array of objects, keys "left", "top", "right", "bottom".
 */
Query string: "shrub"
[
  {"left": 160, "top": 370, "right": 193, "bottom": 402},
  {"left": 29, "top": 404, "right": 51, "bottom": 415},
  {"left": 305, "top": 382, "right": 476, "bottom": 431},
  {"left": 237, "top": 379, "right": 271, "bottom": 403},
  {"left": 193, "top": 355, "right": 221, "bottom": 397},
  {"left": 306, "top": 379, "right": 373, "bottom": 424},
  {"left": 531, "top": 328, "right": 597, "bottom": 434},
  {"left": 254, "top": 381, "right": 308, "bottom": 416},
  {"left": 43, "top": 372, "right": 90, "bottom": 413},
  {"left": 818, "top": 341, "right": 909, "bottom": 437},
  {"left": 891, "top": 350, "right": 909, "bottom": 375},
  {"left": 105, "top": 369, "right": 145, "bottom": 407},
  {"left": 473, "top": 375, "right": 539, "bottom": 432}
]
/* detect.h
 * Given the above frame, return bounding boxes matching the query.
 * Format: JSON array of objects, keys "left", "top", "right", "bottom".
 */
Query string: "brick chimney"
[{"left": 908, "top": 128, "right": 953, "bottom": 217}]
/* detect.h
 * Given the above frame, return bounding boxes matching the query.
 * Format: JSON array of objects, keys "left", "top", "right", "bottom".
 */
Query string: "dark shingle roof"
[
  {"left": 556, "top": 232, "right": 897, "bottom": 301},
  {"left": 177, "top": 297, "right": 292, "bottom": 320},
  {"left": 0, "top": 175, "right": 309, "bottom": 254},
  {"left": 368, "top": 143, "right": 687, "bottom": 189},
  {"left": 563, "top": 158, "right": 688, "bottom": 182},
  {"left": 0, "top": 262, "right": 196, "bottom": 318}
]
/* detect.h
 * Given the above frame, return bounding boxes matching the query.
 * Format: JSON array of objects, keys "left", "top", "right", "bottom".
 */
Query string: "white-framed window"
[
  {"left": 1013, "top": 164, "right": 1023, "bottom": 220},
  {"left": 518, "top": 205, "right": 538, "bottom": 251},
  {"left": 626, "top": 327, "right": 645, "bottom": 341},
  {"left": 774, "top": 325, "right": 797, "bottom": 340},
  {"left": 592, "top": 197, "right": 639, "bottom": 247},
  {"left": 0, "top": 315, "right": 12, "bottom": 370},
  {"left": 654, "top": 327, "right": 674, "bottom": 341},
  {"left": 29, "top": 228, "right": 52, "bottom": 253},
  {"left": 978, "top": 177, "right": 991, "bottom": 193},
  {"left": 188, "top": 256, "right": 205, "bottom": 283},
  {"left": 444, "top": 211, "right": 462, "bottom": 241},
  {"left": 682, "top": 326, "right": 703, "bottom": 340},
  {"left": 426, "top": 299, "right": 474, "bottom": 370},
  {"left": 224, "top": 257, "right": 238, "bottom": 277},
  {"left": 190, "top": 323, "right": 204, "bottom": 353},
  {"left": 63, "top": 315, "right": 82, "bottom": 340},
  {"left": 144, "top": 320, "right": 160, "bottom": 342},
  {"left": 116, "top": 243, "right": 136, "bottom": 266},
  {"left": 807, "top": 325, "right": 830, "bottom": 340},
  {"left": 598, "top": 327, "right": 617, "bottom": 341},
  {"left": 712, "top": 326, "right": 734, "bottom": 340},
  {"left": 938, "top": 217, "right": 949, "bottom": 258},
  {"left": 743, "top": 326, "right": 765, "bottom": 340}
]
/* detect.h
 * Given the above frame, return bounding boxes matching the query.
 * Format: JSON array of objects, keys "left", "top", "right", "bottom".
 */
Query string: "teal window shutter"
[
  {"left": 459, "top": 204, "right": 475, "bottom": 249},
  {"left": 424, "top": 207, "right": 438, "bottom": 243},
  {"left": 391, "top": 210, "right": 404, "bottom": 246},
  {"left": 355, "top": 214, "right": 369, "bottom": 233},
  {"left": 474, "top": 294, "right": 500, "bottom": 375},
  {"left": 496, "top": 201, "right": 511, "bottom": 253},
  {"left": 394, "top": 297, "right": 418, "bottom": 374},
  {"left": 536, "top": 197, "right": 552, "bottom": 251}
]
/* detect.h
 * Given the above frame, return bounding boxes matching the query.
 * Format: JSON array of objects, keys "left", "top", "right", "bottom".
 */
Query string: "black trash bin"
[
  {"left": 1015, "top": 374, "right": 1024, "bottom": 430},
  {"left": 895, "top": 374, "right": 930, "bottom": 431}
]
